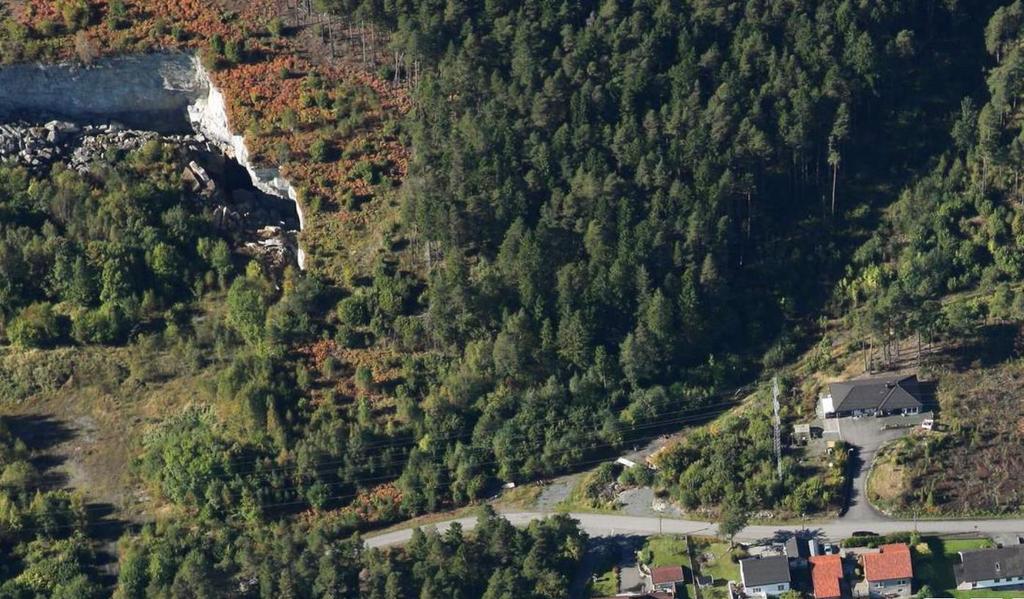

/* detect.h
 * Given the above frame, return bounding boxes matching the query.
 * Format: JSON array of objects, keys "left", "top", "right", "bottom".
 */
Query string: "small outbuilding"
[
  {"left": 785, "top": 534, "right": 819, "bottom": 568},
  {"left": 793, "top": 424, "right": 812, "bottom": 444}
]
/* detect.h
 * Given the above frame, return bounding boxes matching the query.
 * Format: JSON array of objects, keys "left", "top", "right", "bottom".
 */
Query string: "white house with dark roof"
[
  {"left": 818, "top": 375, "right": 923, "bottom": 419},
  {"left": 954, "top": 544, "right": 1024, "bottom": 591},
  {"left": 740, "top": 555, "right": 791, "bottom": 597}
]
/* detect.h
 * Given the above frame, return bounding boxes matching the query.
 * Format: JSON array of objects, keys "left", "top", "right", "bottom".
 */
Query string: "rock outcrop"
[
  {"left": 0, "top": 120, "right": 189, "bottom": 173},
  {"left": 187, "top": 61, "right": 307, "bottom": 268},
  {"left": 0, "top": 52, "right": 306, "bottom": 269},
  {"left": 0, "top": 53, "right": 205, "bottom": 133}
]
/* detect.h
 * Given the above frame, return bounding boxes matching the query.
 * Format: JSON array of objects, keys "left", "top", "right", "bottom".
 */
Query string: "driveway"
[{"left": 829, "top": 412, "right": 932, "bottom": 523}]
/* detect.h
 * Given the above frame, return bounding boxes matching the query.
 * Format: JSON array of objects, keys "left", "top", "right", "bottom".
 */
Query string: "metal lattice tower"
[{"left": 772, "top": 376, "right": 783, "bottom": 481}]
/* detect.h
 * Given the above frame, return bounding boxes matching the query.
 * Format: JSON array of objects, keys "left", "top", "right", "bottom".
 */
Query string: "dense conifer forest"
[{"left": 4, "top": 0, "right": 1024, "bottom": 595}]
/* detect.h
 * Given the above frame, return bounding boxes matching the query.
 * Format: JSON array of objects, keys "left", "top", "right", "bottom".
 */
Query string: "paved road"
[
  {"left": 365, "top": 510, "right": 1024, "bottom": 548},
  {"left": 366, "top": 417, "right": 1007, "bottom": 550}
]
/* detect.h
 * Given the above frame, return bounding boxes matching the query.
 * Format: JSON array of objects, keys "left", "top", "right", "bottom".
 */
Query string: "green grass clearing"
[
  {"left": 494, "top": 482, "right": 542, "bottom": 508},
  {"left": 642, "top": 535, "right": 690, "bottom": 568},
  {"left": 694, "top": 538, "right": 740, "bottom": 584}
]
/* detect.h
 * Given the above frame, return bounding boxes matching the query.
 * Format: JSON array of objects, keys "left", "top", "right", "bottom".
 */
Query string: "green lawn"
[
  {"left": 639, "top": 536, "right": 693, "bottom": 599},
  {"left": 694, "top": 539, "right": 740, "bottom": 584},
  {"left": 640, "top": 535, "right": 737, "bottom": 599},
  {"left": 590, "top": 570, "right": 618, "bottom": 597},
  {"left": 912, "top": 537, "right": 993, "bottom": 596},
  {"left": 643, "top": 535, "right": 690, "bottom": 568},
  {"left": 952, "top": 591, "right": 1024, "bottom": 599}
]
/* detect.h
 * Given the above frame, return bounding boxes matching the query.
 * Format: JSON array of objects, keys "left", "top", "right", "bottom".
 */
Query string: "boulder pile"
[{"left": 0, "top": 120, "right": 203, "bottom": 174}]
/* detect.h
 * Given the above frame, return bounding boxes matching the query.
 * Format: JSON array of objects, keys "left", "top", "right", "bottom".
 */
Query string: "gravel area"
[
  {"left": 617, "top": 487, "right": 685, "bottom": 518},
  {"left": 535, "top": 475, "right": 578, "bottom": 510}
]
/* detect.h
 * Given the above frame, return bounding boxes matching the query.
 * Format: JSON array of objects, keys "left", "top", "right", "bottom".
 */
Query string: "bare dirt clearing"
[{"left": 0, "top": 340, "right": 221, "bottom": 522}]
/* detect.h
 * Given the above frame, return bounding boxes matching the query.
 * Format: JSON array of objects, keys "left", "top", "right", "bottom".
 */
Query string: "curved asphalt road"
[
  {"left": 365, "top": 511, "right": 1024, "bottom": 548},
  {"left": 366, "top": 416, "right": 1008, "bottom": 549}
]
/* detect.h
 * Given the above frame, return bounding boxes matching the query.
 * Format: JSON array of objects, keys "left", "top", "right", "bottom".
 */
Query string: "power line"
[
  {"left": 141, "top": 395, "right": 748, "bottom": 482},
  {"left": 9, "top": 400, "right": 745, "bottom": 523},
  {"left": 12, "top": 383, "right": 776, "bottom": 538},
  {"left": 9, "top": 414, "right": 736, "bottom": 537},
  {"left": 771, "top": 376, "right": 782, "bottom": 482},
  {"left": 184, "top": 381, "right": 757, "bottom": 477}
]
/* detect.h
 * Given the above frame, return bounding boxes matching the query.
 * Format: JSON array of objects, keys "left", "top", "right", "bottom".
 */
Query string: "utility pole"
[{"left": 772, "top": 376, "right": 783, "bottom": 481}]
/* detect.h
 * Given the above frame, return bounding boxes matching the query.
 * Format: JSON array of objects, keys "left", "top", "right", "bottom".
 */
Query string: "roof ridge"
[{"left": 877, "top": 381, "right": 899, "bottom": 410}]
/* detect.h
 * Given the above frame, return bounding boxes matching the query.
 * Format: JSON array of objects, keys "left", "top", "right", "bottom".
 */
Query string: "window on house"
[{"left": 778, "top": 585, "right": 785, "bottom": 591}]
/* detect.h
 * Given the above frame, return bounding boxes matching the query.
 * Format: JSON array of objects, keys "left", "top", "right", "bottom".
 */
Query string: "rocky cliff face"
[
  {"left": 187, "top": 62, "right": 307, "bottom": 268},
  {"left": 0, "top": 53, "right": 205, "bottom": 132},
  {"left": 0, "top": 52, "right": 306, "bottom": 268}
]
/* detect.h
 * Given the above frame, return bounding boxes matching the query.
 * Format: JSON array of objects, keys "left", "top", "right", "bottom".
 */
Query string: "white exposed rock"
[
  {"left": 0, "top": 52, "right": 306, "bottom": 269},
  {"left": 188, "top": 160, "right": 211, "bottom": 186},
  {"left": 0, "top": 54, "right": 204, "bottom": 131},
  {"left": 187, "top": 58, "right": 306, "bottom": 268}
]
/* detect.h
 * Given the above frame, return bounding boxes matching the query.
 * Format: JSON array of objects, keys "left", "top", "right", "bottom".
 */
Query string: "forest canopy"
[{"left": 4, "top": 0, "right": 1024, "bottom": 595}]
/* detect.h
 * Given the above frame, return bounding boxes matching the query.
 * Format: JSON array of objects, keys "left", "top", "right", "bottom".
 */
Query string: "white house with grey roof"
[
  {"left": 818, "top": 375, "right": 923, "bottom": 419},
  {"left": 954, "top": 544, "right": 1024, "bottom": 591},
  {"left": 740, "top": 555, "right": 791, "bottom": 597}
]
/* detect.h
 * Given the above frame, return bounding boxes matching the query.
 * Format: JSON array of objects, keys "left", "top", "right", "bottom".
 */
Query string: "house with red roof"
[
  {"left": 809, "top": 555, "right": 845, "bottom": 599},
  {"left": 650, "top": 565, "right": 686, "bottom": 594},
  {"left": 862, "top": 544, "right": 913, "bottom": 598}
]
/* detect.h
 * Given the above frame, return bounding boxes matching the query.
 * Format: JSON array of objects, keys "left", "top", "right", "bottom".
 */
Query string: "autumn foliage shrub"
[{"left": 55, "top": 0, "right": 91, "bottom": 31}]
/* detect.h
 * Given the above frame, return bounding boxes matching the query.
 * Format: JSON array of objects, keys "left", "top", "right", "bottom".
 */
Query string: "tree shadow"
[
  {"left": 4, "top": 414, "right": 76, "bottom": 451},
  {"left": 85, "top": 503, "right": 134, "bottom": 543},
  {"left": 31, "top": 454, "right": 70, "bottom": 490},
  {"left": 943, "top": 323, "right": 1017, "bottom": 371},
  {"left": 86, "top": 504, "right": 142, "bottom": 588}
]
